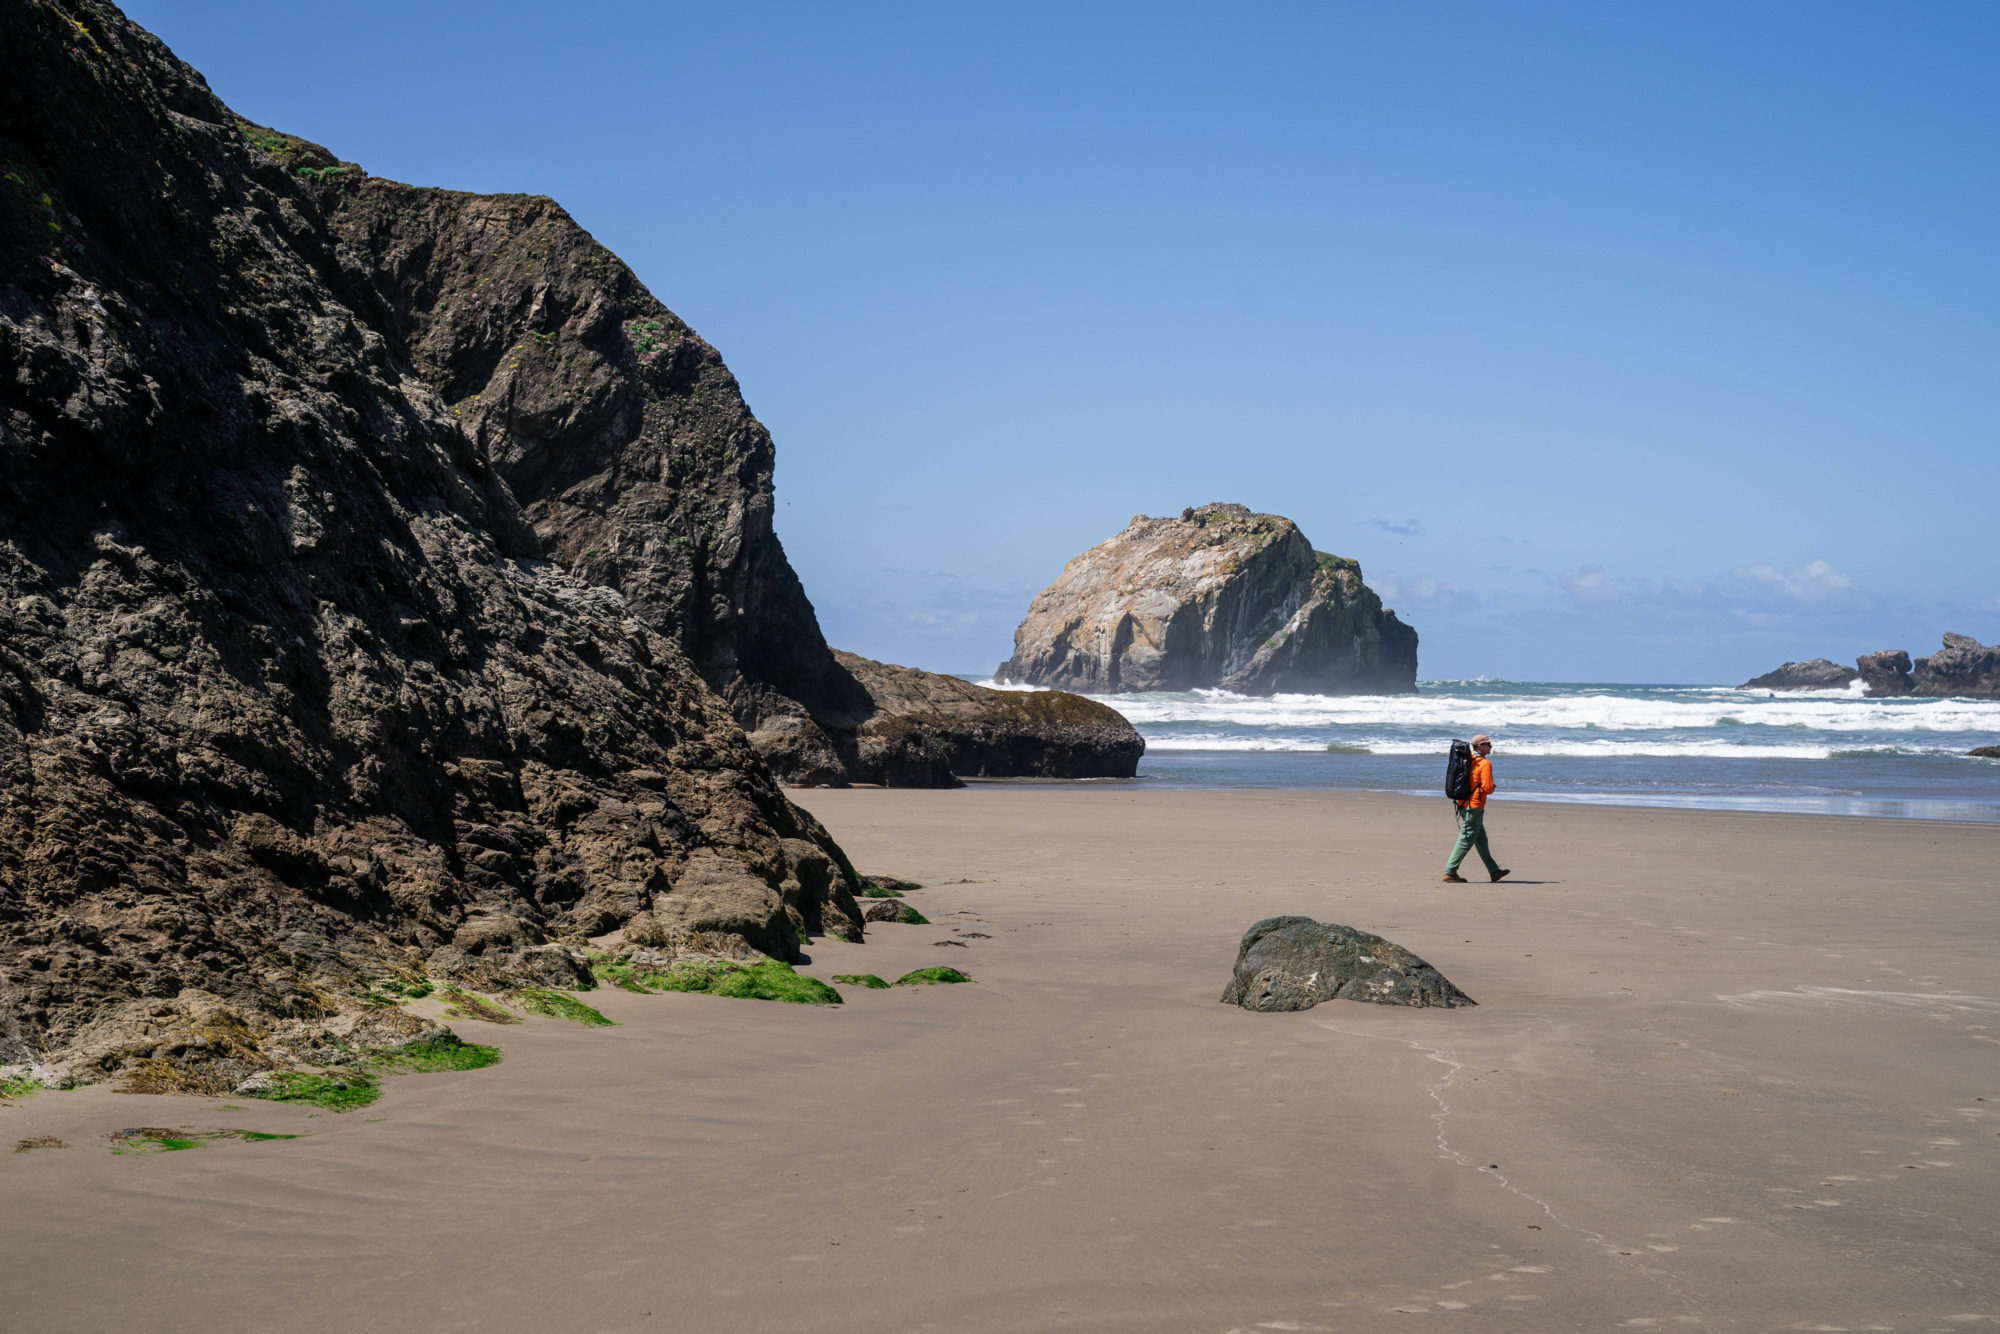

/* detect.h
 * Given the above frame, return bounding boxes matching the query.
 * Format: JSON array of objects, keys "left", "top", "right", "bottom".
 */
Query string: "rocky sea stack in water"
[
  {"left": 1738, "top": 659, "right": 1859, "bottom": 691},
  {"left": 997, "top": 504, "right": 1417, "bottom": 695},
  {"left": 1746, "top": 636, "right": 2000, "bottom": 699}
]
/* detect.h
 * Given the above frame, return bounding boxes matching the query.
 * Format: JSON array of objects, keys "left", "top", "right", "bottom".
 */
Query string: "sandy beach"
[{"left": 5, "top": 788, "right": 1996, "bottom": 1332}]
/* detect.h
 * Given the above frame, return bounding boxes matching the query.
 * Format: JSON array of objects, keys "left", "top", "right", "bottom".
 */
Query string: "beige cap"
[{"left": 1471, "top": 734, "right": 1492, "bottom": 747}]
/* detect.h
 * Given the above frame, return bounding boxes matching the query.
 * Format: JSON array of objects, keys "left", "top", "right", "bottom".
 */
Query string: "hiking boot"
[
  {"left": 1489, "top": 868, "right": 1511, "bottom": 883},
  {"left": 1442, "top": 873, "right": 1468, "bottom": 883}
]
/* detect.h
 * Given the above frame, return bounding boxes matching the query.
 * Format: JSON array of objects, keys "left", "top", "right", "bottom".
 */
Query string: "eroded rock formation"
[
  {"left": 317, "top": 157, "right": 1136, "bottom": 784},
  {"left": 1738, "top": 660, "right": 1858, "bottom": 691},
  {"left": 1911, "top": 633, "right": 2000, "bottom": 699},
  {"left": 0, "top": 0, "right": 863, "bottom": 1078},
  {"left": 997, "top": 504, "right": 1417, "bottom": 695},
  {"left": 1220, "top": 917, "right": 1473, "bottom": 1011},
  {"left": 1857, "top": 649, "right": 1915, "bottom": 697}
]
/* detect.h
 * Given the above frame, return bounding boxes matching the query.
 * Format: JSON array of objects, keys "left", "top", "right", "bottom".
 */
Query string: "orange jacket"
[{"left": 1465, "top": 755, "right": 1494, "bottom": 809}]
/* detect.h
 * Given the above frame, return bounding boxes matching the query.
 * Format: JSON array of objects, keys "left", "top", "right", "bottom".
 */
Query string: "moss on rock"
[{"left": 894, "top": 967, "right": 971, "bottom": 986}]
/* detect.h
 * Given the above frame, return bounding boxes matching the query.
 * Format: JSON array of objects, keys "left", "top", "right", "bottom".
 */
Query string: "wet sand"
[{"left": 5, "top": 788, "right": 1997, "bottom": 1332}]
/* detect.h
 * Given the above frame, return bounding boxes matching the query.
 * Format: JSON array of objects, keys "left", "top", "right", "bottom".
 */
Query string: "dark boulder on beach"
[
  {"left": 1857, "top": 650, "right": 1915, "bottom": 697},
  {"left": 1220, "top": 917, "right": 1474, "bottom": 1011},
  {"left": 997, "top": 503, "right": 1417, "bottom": 696},
  {"left": 1739, "top": 660, "right": 1858, "bottom": 691}
]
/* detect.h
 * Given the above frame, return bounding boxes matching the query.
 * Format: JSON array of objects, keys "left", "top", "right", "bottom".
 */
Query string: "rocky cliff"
[
  {"left": 316, "top": 159, "right": 1133, "bottom": 784},
  {"left": 0, "top": 0, "right": 863, "bottom": 1077},
  {"left": 996, "top": 504, "right": 1417, "bottom": 695},
  {"left": 1738, "top": 659, "right": 1859, "bottom": 691}
]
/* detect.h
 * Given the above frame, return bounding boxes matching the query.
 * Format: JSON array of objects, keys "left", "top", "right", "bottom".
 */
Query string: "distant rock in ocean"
[
  {"left": 1858, "top": 649, "right": 1916, "bottom": 697},
  {"left": 1739, "top": 660, "right": 1859, "bottom": 691},
  {"left": 1856, "top": 636, "right": 2000, "bottom": 699},
  {"left": 1912, "top": 634, "right": 2000, "bottom": 699},
  {"left": 996, "top": 504, "right": 1417, "bottom": 696},
  {"left": 1971, "top": 746, "right": 2000, "bottom": 760}
]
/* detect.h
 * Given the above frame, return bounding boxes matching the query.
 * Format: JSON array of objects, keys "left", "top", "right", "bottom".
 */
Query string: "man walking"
[{"left": 1444, "top": 733, "right": 1510, "bottom": 884}]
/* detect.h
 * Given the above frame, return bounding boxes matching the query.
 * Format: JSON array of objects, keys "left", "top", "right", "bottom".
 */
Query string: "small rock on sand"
[{"left": 1221, "top": 916, "right": 1474, "bottom": 1011}]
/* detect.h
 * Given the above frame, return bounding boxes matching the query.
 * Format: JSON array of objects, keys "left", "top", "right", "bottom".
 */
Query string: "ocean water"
[{"left": 978, "top": 678, "right": 2000, "bottom": 822}]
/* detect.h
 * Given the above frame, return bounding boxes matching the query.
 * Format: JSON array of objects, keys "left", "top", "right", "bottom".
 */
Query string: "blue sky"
[{"left": 130, "top": 1, "right": 1999, "bottom": 682}]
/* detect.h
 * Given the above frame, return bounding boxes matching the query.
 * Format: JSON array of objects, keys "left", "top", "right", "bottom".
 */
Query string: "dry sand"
[{"left": 4, "top": 788, "right": 1997, "bottom": 1332}]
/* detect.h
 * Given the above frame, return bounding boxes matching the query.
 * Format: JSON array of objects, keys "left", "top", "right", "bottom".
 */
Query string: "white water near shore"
[{"left": 980, "top": 678, "right": 2000, "bottom": 819}]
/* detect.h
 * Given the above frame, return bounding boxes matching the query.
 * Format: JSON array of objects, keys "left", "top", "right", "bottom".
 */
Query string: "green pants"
[{"left": 1447, "top": 805, "right": 1500, "bottom": 876}]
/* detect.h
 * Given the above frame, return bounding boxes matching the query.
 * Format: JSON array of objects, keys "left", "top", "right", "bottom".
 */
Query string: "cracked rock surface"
[
  {"left": 319, "top": 164, "right": 1140, "bottom": 785},
  {"left": 997, "top": 503, "right": 1417, "bottom": 696},
  {"left": 0, "top": 0, "right": 859, "bottom": 1079}
]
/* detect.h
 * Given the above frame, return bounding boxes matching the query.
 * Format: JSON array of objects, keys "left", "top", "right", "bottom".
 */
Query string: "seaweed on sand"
[
  {"left": 894, "top": 967, "right": 971, "bottom": 986},
  {"left": 647, "top": 959, "right": 841, "bottom": 1005}
]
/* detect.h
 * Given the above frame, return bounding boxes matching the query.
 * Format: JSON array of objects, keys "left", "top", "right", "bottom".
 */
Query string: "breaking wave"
[{"left": 968, "top": 676, "right": 2000, "bottom": 818}]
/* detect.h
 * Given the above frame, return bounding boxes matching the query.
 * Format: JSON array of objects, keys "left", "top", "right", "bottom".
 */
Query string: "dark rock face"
[
  {"left": 834, "top": 652, "right": 1142, "bottom": 784},
  {"left": 1970, "top": 746, "right": 2000, "bottom": 760},
  {"left": 0, "top": 0, "right": 861, "bottom": 1076},
  {"left": 997, "top": 504, "right": 1417, "bottom": 696},
  {"left": 319, "top": 168, "right": 1141, "bottom": 786},
  {"left": 1912, "top": 634, "right": 2000, "bottom": 699},
  {"left": 1739, "top": 659, "right": 1858, "bottom": 691},
  {"left": 1220, "top": 917, "right": 1474, "bottom": 1011},
  {"left": 321, "top": 177, "right": 876, "bottom": 771},
  {"left": 1857, "top": 650, "right": 1915, "bottom": 697}
]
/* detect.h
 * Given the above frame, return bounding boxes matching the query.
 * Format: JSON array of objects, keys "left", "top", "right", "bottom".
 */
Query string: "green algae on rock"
[
  {"left": 855, "top": 877, "right": 919, "bottom": 898},
  {"left": 366, "top": 1035, "right": 502, "bottom": 1074},
  {"left": 894, "top": 968, "right": 972, "bottom": 987},
  {"left": 107, "top": 1127, "right": 302, "bottom": 1154},
  {"left": 647, "top": 960, "right": 841, "bottom": 1006},
  {"left": 439, "top": 989, "right": 522, "bottom": 1026},
  {"left": 242, "top": 1072, "right": 383, "bottom": 1112},
  {"left": 832, "top": 974, "right": 890, "bottom": 990},
  {"left": 0, "top": 1074, "right": 45, "bottom": 1103},
  {"left": 508, "top": 988, "right": 613, "bottom": 1027}
]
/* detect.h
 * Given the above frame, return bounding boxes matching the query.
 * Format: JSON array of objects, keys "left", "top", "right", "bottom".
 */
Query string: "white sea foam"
[
  {"left": 1137, "top": 735, "right": 1947, "bottom": 760},
  {"left": 980, "top": 682, "right": 2000, "bottom": 735}
]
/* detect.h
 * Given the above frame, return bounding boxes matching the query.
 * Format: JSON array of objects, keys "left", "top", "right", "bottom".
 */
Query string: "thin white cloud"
[
  {"left": 1373, "top": 570, "right": 1480, "bottom": 612},
  {"left": 1732, "top": 559, "right": 1854, "bottom": 602},
  {"left": 1357, "top": 518, "right": 1423, "bottom": 537}
]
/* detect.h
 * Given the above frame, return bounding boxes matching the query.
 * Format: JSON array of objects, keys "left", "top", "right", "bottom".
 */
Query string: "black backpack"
[{"left": 1444, "top": 739, "right": 1474, "bottom": 803}]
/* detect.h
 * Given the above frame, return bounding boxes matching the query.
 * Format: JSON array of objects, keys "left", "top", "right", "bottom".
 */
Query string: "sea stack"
[
  {"left": 1738, "top": 659, "right": 1859, "bottom": 691},
  {"left": 997, "top": 504, "right": 1417, "bottom": 695},
  {"left": 1910, "top": 633, "right": 2000, "bottom": 699}
]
